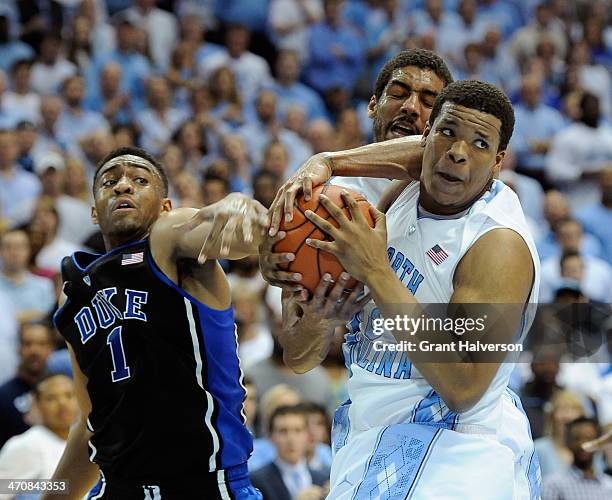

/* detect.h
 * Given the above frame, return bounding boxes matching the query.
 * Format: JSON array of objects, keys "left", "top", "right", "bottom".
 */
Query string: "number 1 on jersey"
[{"left": 107, "top": 326, "right": 131, "bottom": 382}]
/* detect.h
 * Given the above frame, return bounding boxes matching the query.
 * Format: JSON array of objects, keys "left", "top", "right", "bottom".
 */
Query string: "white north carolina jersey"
[
  {"left": 330, "top": 176, "right": 393, "bottom": 204},
  {"left": 340, "top": 179, "right": 540, "bottom": 437}
]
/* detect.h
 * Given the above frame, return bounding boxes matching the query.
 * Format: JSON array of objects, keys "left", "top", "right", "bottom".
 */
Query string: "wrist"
[{"left": 321, "top": 152, "right": 336, "bottom": 176}]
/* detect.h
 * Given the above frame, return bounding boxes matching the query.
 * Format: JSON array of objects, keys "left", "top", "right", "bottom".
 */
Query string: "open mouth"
[
  {"left": 437, "top": 172, "right": 462, "bottom": 183},
  {"left": 113, "top": 199, "right": 136, "bottom": 212},
  {"left": 389, "top": 122, "right": 416, "bottom": 137}
]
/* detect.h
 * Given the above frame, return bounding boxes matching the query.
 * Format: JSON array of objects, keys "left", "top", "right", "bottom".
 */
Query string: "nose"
[
  {"left": 447, "top": 140, "right": 468, "bottom": 164},
  {"left": 400, "top": 91, "right": 419, "bottom": 118},
  {"left": 114, "top": 175, "right": 134, "bottom": 194}
]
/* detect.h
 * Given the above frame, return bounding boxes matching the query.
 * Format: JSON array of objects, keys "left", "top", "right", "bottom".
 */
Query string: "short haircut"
[
  {"left": 202, "top": 170, "right": 230, "bottom": 191},
  {"left": 566, "top": 416, "right": 599, "bottom": 442},
  {"left": 428, "top": 80, "right": 515, "bottom": 151},
  {"left": 268, "top": 404, "right": 307, "bottom": 434},
  {"left": 10, "top": 58, "right": 33, "bottom": 74},
  {"left": 374, "top": 49, "right": 453, "bottom": 100},
  {"left": 253, "top": 169, "right": 279, "bottom": 185},
  {"left": 94, "top": 146, "right": 169, "bottom": 197},
  {"left": 33, "top": 373, "right": 70, "bottom": 398},
  {"left": 18, "top": 320, "right": 52, "bottom": 345},
  {"left": 560, "top": 251, "right": 581, "bottom": 267}
]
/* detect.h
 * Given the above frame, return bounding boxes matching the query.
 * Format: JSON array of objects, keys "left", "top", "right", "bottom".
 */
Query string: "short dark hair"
[
  {"left": 374, "top": 49, "right": 453, "bottom": 100},
  {"left": 34, "top": 373, "right": 70, "bottom": 398},
  {"left": 202, "top": 170, "right": 230, "bottom": 191},
  {"left": 566, "top": 416, "right": 599, "bottom": 443},
  {"left": 560, "top": 251, "right": 581, "bottom": 267},
  {"left": 18, "top": 320, "right": 52, "bottom": 345},
  {"left": 94, "top": 147, "right": 169, "bottom": 197},
  {"left": 268, "top": 404, "right": 307, "bottom": 434},
  {"left": 428, "top": 80, "right": 515, "bottom": 151},
  {"left": 10, "top": 58, "right": 33, "bottom": 74}
]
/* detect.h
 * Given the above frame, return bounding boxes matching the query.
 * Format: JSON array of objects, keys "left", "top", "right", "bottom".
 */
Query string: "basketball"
[{"left": 273, "top": 184, "right": 375, "bottom": 295}]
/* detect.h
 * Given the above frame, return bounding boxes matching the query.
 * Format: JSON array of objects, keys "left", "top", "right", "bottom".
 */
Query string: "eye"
[
  {"left": 135, "top": 177, "right": 148, "bottom": 184},
  {"left": 102, "top": 179, "right": 116, "bottom": 187},
  {"left": 474, "top": 139, "right": 489, "bottom": 150},
  {"left": 440, "top": 127, "right": 454, "bottom": 137}
]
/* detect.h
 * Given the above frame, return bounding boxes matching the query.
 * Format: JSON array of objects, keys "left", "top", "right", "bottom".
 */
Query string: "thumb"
[{"left": 369, "top": 205, "right": 386, "bottom": 227}]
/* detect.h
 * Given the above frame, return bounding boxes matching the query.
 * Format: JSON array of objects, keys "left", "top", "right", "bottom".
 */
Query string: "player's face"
[
  {"left": 369, "top": 66, "right": 445, "bottom": 142},
  {"left": 420, "top": 102, "right": 505, "bottom": 213},
  {"left": 92, "top": 160, "right": 171, "bottom": 245},
  {"left": 36, "top": 375, "right": 78, "bottom": 433}
]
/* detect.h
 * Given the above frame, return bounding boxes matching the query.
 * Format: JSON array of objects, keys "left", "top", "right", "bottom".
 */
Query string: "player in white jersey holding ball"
[{"left": 262, "top": 80, "right": 541, "bottom": 499}]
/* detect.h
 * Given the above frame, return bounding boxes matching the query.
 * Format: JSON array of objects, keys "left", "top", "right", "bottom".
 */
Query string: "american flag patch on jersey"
[
  {"left": 426, "top": 244, "right": 448, "bottom": 265},
  {"left": 121, "top": 252, "right": 143, "bottom": 265}
]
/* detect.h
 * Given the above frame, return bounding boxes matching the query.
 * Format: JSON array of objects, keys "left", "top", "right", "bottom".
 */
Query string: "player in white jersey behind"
[{"left": 263, "top": 80, "right": 541, "bottom": 499}]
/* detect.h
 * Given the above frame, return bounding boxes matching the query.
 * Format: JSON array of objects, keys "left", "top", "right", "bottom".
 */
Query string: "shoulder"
[
  {"left": 149, "top": 208, "right": 199, "bottom": 256},
  {"left": 250, "top": 462, "right": 278, "bottom": 481}
]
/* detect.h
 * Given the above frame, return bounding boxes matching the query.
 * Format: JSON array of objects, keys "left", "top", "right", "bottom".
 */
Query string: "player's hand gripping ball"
[{"left": 273, "top": 184, "right": 375, "bottom": 295}]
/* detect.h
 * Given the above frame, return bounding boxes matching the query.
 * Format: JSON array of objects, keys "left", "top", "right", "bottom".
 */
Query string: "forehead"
[
  {"left": 435, "top": 102, "right": 502, "bottom": 138},
  {"left": 97, "top": 155, "right": 157, "bottom": 179},
  {"left": 386, "top": 66, "right": 445, "bottom": 92}
]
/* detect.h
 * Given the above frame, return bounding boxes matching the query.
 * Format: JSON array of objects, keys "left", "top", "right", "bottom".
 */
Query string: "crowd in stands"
[{"left": 0, "top": 0, "right": 611, "bottom": 498}]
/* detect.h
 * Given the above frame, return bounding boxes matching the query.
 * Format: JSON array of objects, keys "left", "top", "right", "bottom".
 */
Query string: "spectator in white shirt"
[
  {"left": 30, "top": 33, "right": 77, "bottom": 95},
  {"left": 0, "top": 373, "right": 77, "bottom": 494},
  {"left": 268, "top": 0, "right": 323, "bottom": 61},
  {"left": 3, "top": 59, "right": 41, "bottom": 125},
  {"left": 546, "top": 93, "right": 612, "bottom": 209}
]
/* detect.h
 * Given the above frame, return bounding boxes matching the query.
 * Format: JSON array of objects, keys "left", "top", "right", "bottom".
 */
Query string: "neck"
[
  {"left": 103, "top": 231, "right": 149, "bottom": 251},
  {"left": 575, "top": 460, "right": 595, "bottom": 478},
  {"left": 419, "top": 181, "right": 492, "bottom": 216},
  {"left": 2, "top": 267, "right": 26, "bottom": 283},
  {"left": 17, "top": 366, "right": 40, "bottom": 386},
  {"left": 48, "top": 425, "right": 70, "bottom": 441}
]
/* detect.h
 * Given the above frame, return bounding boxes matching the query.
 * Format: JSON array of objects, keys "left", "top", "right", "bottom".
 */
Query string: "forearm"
[
  {"left": 42, "top": 420, "right": 99, "bottom": 500},
  {"left": 326, "top": 135, "right": 423, "bottom": 181}
]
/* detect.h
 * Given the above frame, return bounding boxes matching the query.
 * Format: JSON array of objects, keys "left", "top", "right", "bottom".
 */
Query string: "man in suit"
[{"left": 250, "top": 404, "right": 329, "bottom": 500}]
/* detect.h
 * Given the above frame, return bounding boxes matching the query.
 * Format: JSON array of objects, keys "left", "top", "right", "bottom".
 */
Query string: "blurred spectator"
[
  {"left": 27, "top": 197, "right": 81, "bottom": 275},
  {"left": 334, "top": 108, "right": 365, "bottom": 150},
  {"left": 30, "top": 32, "right": 77, "bottom": 95},
  {"left": 15, "top": 120, "right": 38, "bottom": 173},
  {"left": 510, "top": 1, "right": 567, "bottom": 68},
  {"left": 262, "top": 141, "right": 290, "bottom": 181},
  {"left": 297, "top": 402, "right": 332, "bottom": 472},
  {"left": 576, "top": 166, "right": 612, "bottom": 265},
  {"left": 253, "top": 169, "right": 281, "bottom": 209},
  {"left": 479, "top": 27, "right": 520, "bottom": 93},
  {"left": 0, "top": 13, "right": 34, "bottom": 73},
  {"left": 67, "top": 15, "right": 95, "bottom": 74},
  {"left": 537, "top": 191, "right": 602, "bottom": 261},
  {"left": 3, "top": 59, "right": 40, "bottom": 125},
  {"left": 200, "top": 24, "right": 273, "bottom": 103},
  {"left": 215, "top": 0, "right": 271, "bottom": 34},
  {"left": 540, "top": 218, "right": 612, "bottom": 302},
  {"left": 0, "top": 129, "right": 41, "bottom": 229},
  {"left": 0, "top": 321, "right": 53, "bottom": 449},
  {"left": 511, "top": 74, "right": 566, "bottom": 179},
  {"left": 85, "top": 61, "right": 132, "bottom": 126},
  {"left": 172, "top": 119, "right": 208, "bottom": 173},
  {"left": 171, "top": 170, "right": 203, "bottom": 208},
  {"left": 208, "top": 66, "right": 245, "bottom": 129},
  {"left": 304, "top": 0, "right": 364, "bottom": 96},
  {"left": 269, "top": 50, "right": 327, "bottom": 121},
  {"left": 0, "top": 288, "right": 18, "bottom": 384},
  {"left": 284, "top": 104, "right": 308, "bottom": 139},
  {"left": 546, "top": 93, "right": 612, "bottom": 210},
  {"left": 477, "top": 0, "right": 522, "bottom": 40},
  {"left": 583, "top": 16, "right": 612, "bottom": 68},
  {"left": 166, "top": 40, "right": 200, "bottom": 109},
  {"left": 112, "top": 122, "right": 139, "bottom": 149},
  {"left": 413, "top": 0, "right": 461, "bottom": 47},
  {"left": 63, "top": 157, "right": 91, "bottom": 204},
  {"left": 306, "top": 118, "right": 336, "bottom": 153},
  {"left": 88, "top": 15, "right": 152, "bottom": 107},
  {"left": 453, "top": 42, "right": 500, "bottom": 85},
  {"left": 179, "top": 14, "right": 223, "bottom": 68},
  {"left": 240, "top": 89, "right": 313, "bottom": 173},
  {"left": 437, "top": 0, "right": 486, "bottom": 66},
  {"left": 233, "top": 287, "right": 273, "bottom": 371},
  {"left": 219, "top": 133, "right": 255, "bottom": 193},
  {"left": 136, "top": 76, "right": 188, "bottom": 154},
  {"left": 535, "top": 390, "right": 585, "bottom": 479},
  {"left": 542, "top": 417, "right": 612, "bottom": 499},
  {"left": 269, "top": 0, "right": 323, "bottom": 61},
  {"left": 569, "top": 40, "right": 612, "bottom": 120},
  {"left": 247, "top": 325, "right": 334, "bottom": 411},
  {"left": 79, "top": 129, "right": 116, "bottom": 176},
  {"left": 37, "top": 95, "right": 64, "bottom": 153},
  {"left": 243, "top": 376, "right": 258, "bottom": 434},
  {"left": 55, "top": 75, "right": 109, "bottom": 158},
  {"left": 0, "top": 374, "right": 77, "bottom": 486},
  {"left": 201, "top": 168, "right": 231, "bottom": 206},
  {"left": 119, "top": 0, "right": 179, "bottom": 72},
  {"left": 520, "top": 346, "right": 563, "bottom": 439},
  {"left": 0, "top": 229, "right": 56, "bottom": 324},
  {"left": 31, "top": 151, "right": 95, "bottom": 245},
  {"left": 250, "top": 405, "right": 329, "bottom": 500}
]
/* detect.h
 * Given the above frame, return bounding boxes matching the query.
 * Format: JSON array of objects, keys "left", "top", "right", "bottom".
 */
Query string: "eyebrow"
[
  {"left": 438, "top": 117, "right": 492, "bottom": 140},
  {"left": 98, "top": 163, "right": 154, "bottom": 179},
  {"left": 388, "top": 80, "right": 439, "bottom": 97}
]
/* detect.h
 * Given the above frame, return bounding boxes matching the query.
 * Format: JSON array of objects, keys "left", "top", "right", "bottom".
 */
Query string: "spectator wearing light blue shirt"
[
  {"left": 0, "top": 14, "right": 34, "bottom": 73},
  {"left": 576, "top": 167, "right": 612, "bottom": 265},
  {"left": 0, "top": 230, "right": 56, "bottom": 324},
  {"left": 55, "top": 75, "right": 109, "bottom": 158},
  {"left": 304, "top": 0, "right": 365, "bottom": 95},
  {"left": 215, "top": 0, "right": 270, "bottom": 33},
  {"left": 511, "top": 74, "right": 566, "bottom": 176},
  {"left": 0, "top": 130, "right": 41, "bottom": 229},
  {"left": 267, "top": 50, "right": 327, "bottom": 122}
]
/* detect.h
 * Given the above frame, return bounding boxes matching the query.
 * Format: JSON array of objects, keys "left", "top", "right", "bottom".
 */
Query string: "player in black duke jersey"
[{"left": 43, "top": 147, "right": 266, "bottom": 499}]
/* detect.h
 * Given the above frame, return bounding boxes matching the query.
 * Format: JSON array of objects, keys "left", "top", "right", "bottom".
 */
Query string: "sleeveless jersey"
[
  {"left": 341, "top": 179, "right": 540, "bottom": 437},
  {"left": 53, "top": 239, "right": 252, "bottom": 483}
]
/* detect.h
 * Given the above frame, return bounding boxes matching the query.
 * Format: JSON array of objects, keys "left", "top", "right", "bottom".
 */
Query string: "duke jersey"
[
  {"left": 53, "top": 239, "right": 252, "bottom": 485},
  {"left": 340, "top": 179, "right": 540, "bottom": 438}
]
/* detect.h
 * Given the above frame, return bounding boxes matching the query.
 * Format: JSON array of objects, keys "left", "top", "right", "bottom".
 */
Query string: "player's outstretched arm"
[
  {"left": 279, "top": 275, "right": 370, "bottom": 374},
  {"left": 152, "top": 193, "right": 268, "bottom": 263},
  {"left": 42, "top": 345, "right": 99, "bottom": 500},
  {"left": 268, "top": 135, "right": 424, "bottom": 235}
]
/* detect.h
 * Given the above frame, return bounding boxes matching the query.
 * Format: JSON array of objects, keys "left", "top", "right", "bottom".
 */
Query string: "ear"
[
  {"left": 367, "top": 95, "right": 377, "bottom": 118},
  {"left": 420, "top": 122, "right": 432, "bottom": 147},
  {"left": 91, "top": 206, "right": 99, "bottom": 225},
  {"left": 161, "top": 198, "right": 173, "bottom": 213},
  {"left": 493, "top": 150, "right": 506, "bottom": 177}
]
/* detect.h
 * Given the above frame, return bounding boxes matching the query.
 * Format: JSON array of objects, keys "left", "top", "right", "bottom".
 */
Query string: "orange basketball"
[{"left": 273, "top": 184, "right": 375, "bottom": 295}]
